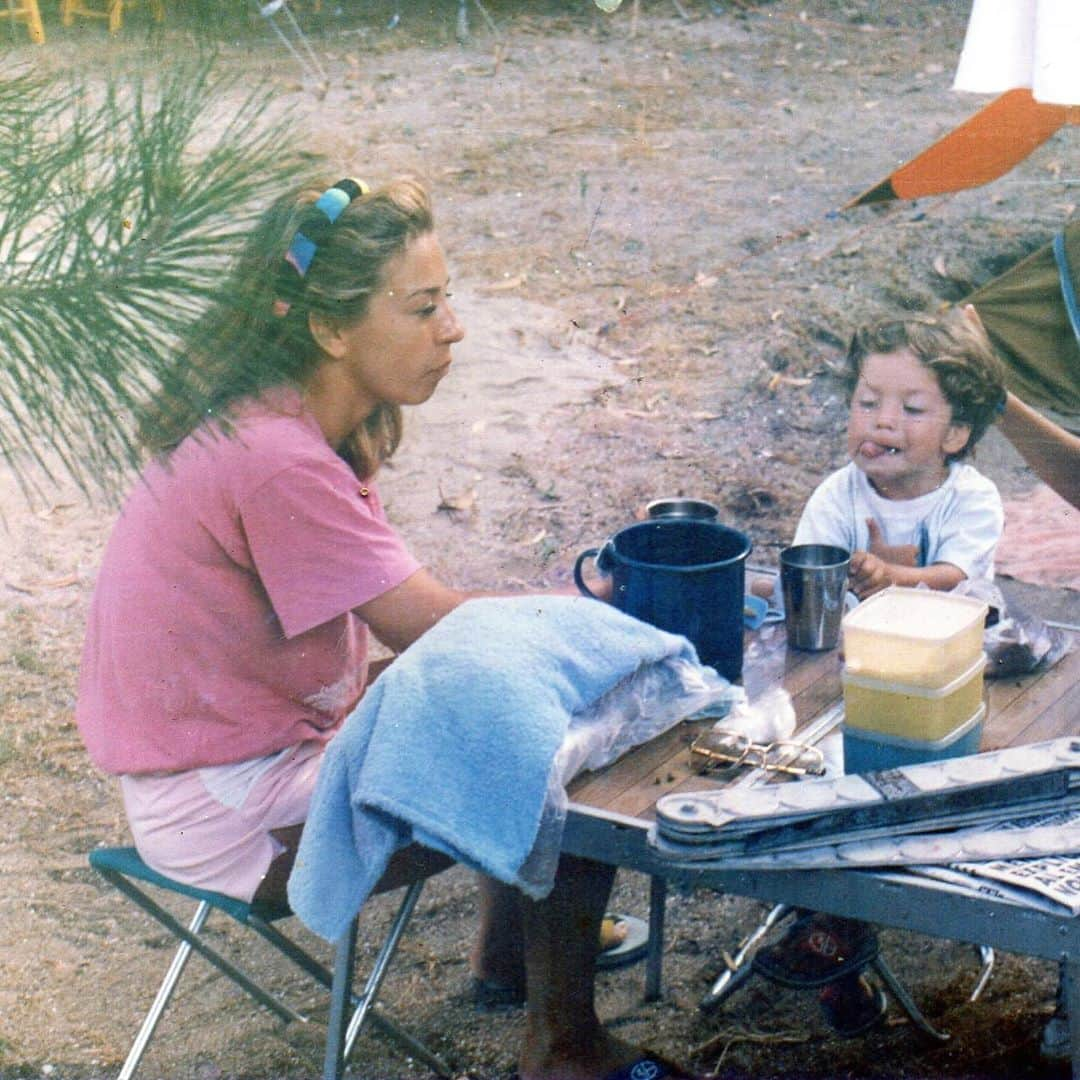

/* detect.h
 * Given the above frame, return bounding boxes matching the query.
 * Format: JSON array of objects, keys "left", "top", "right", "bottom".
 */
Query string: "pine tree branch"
[{"left": 0, "top": 56, "right": 313, "bottom": 499}]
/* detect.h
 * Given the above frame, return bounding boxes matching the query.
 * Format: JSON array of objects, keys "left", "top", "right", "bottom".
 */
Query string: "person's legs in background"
[
  {"left": 470, "top": 877, "right": 527, "bottom": 1001},
  {"left": 519, "top": 854, "right": 634, "bottom": 1080}
]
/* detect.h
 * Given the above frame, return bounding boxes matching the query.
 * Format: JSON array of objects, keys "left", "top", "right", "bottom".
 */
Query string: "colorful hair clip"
[{"left": 274, "top": 177, "right": 370, "bottom": 316}]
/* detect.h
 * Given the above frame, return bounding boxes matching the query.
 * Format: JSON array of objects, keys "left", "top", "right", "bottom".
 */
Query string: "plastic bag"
[
  {"left": 517, "top": 656, "right": 739, "bottom": 892},
  {"left": 951, "top": 579, "right": 1072, "bottom": 679},
  {"left": 714, "top": 685, "right": 796, "bottom": 745}
]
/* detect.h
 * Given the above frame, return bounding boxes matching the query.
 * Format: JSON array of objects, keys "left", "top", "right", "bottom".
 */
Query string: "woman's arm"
[
  {"left": 357, "top": 563, "right": 612, "bottom": 657},
  {"left": 997, "top": 392, "right": 1080, "bottom": 509},
  {"left": 355, "top": 568, "right": 471, "bottom": 656},
  {"left": 355, "top": 568, "right": 597, "bottom": 657}
]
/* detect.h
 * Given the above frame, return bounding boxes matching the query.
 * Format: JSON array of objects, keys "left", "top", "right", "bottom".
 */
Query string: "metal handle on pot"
[{"left": 573, "top": 548, "right": 602, "bottom": 598}]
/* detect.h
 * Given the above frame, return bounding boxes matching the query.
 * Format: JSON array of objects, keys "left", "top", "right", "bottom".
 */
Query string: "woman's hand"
[{"left": 584, "top": 574, "right": 614, "bottom": 602}]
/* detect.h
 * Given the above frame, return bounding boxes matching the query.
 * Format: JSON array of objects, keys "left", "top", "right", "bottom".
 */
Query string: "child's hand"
[
  {"left": 865, "top": 518, "right": 918, "bottom": 567},
  {"left": 749, "top": 575, "right": 776, "bottom": 600},
  {"left": 849, "top": 550, "right": 893, "bottom": 600}
]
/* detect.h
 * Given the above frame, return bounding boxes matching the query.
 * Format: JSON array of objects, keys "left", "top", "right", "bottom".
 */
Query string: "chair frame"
[
  {"left": 90, "top": 847, "right": 451, "bottom": 1080},
  {"left": 60, "top": 0, "right": 165, "bottom": 35},
  {"left": 1, "top": 0, "right": 45, "bottom": 43}
]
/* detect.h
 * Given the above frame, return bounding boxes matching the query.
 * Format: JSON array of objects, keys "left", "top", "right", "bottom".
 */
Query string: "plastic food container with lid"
[
  {"left": 843, "top": 702, "right": 985, "bottom": 774},
  {"left": 843, "top": 652, "right": 986, "bottom": 741},
  {"left": 841, "top": 586, "right": 987, "bottom": 688}
]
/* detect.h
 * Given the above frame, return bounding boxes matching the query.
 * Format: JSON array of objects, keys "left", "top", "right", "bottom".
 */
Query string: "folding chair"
[
  {"left": 89, "top": 845, "right": 453, "bottom": 1080},
  {"left": 0, "top": 0, "right": 45, "bottom": 43},
  {"left": 60, "top": 1, "right": 165, "bottom": 35}
]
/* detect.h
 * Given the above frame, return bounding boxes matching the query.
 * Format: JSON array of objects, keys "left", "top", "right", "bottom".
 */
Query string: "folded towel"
[{"left": 287, "top": 595, "right": 698, "bottom": 941}]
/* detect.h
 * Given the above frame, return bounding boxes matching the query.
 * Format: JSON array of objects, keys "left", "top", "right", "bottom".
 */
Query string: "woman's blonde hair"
[
  {"left": 139, "top": 176, "right": 435, "bottom": 478},
  {"left": 845, "top": 310, "right": 1006, "bottom": 461}
]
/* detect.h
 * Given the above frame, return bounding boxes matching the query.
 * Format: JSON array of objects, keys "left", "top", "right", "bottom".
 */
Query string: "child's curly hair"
[{"left": 844, "top": 310, "right": 1006, "bottom": 461}]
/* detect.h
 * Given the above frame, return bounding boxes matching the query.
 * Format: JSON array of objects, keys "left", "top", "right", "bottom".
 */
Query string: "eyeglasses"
[{"left": 690, "top": 729, "right": 826, "bottom": 778}]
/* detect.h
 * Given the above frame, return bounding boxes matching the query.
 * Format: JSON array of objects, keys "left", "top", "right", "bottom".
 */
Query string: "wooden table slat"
[
  {"left": 982, "top": 643, "right": 1080, "bottom": 748},
  {"left": 566, "top": 721, "right": 706, "bottom": 807}
]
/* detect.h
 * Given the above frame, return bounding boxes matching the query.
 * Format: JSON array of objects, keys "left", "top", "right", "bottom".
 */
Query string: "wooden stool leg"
[
  {"left": 108, "top": 1, "right": 123, "bottom": 34},
  {"left": 61, "top": 0, "right": 74, "bottom": 28}
]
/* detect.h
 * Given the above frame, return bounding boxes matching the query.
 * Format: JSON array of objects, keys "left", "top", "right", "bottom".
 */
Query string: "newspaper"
[{"left": 913, "top": 809, "right": 1080, "bottom": 916}]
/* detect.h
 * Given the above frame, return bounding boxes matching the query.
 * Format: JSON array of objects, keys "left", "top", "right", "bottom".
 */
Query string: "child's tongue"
[{"left": 859, "top": 441, "right": 891, "bottom": 459}]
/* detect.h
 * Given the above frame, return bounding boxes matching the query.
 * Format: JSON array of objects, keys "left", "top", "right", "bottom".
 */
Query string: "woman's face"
[{"left": 323, "top": 231, "right": 465, "bottom": 415}]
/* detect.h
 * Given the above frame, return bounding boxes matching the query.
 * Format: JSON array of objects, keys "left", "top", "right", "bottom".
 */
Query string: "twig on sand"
[{"left": 692, "top": 1025, "right": 811, "bottom": 1068}]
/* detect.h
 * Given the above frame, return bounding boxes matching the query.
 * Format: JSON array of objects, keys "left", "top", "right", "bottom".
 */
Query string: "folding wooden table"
[{"left": 563, "top": 624, "right": 1080, "bottom": 1076}]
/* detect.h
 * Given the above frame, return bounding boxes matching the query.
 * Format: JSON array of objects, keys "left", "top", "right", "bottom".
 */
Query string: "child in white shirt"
[
  {"left": 753, "top": 311, "right": 1007, "bottom": 1035},
  {"left": 792, "top": 310, "right": 1006, "bottom": 600}
]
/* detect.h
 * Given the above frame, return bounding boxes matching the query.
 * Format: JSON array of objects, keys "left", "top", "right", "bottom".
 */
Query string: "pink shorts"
[{"left": 119, "top": 741, "right": 325, "bottom": 902}]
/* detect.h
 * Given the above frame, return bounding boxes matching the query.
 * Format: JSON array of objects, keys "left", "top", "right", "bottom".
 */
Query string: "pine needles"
[{"left": 0, "top": 56, "right": 312, "bottom": 499}]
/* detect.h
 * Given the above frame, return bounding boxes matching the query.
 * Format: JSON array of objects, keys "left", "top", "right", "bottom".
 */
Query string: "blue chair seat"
[{"left": 89, "top": 845, "right": 290, "bottom": 923}]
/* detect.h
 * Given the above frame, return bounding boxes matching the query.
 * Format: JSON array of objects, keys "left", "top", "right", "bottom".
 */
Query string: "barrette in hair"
[{"left": 273, "top": 177, "right": 370, "bottom": 317}]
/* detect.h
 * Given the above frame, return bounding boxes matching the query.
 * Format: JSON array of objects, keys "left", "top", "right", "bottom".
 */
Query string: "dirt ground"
[{"left": 2, "top": 2, "right": 1078, "bottom": 1078}]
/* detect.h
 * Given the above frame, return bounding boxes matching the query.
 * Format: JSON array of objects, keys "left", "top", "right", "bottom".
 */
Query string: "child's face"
[{"left": 847, "top": 348, "right": 970, "bottom": 500}]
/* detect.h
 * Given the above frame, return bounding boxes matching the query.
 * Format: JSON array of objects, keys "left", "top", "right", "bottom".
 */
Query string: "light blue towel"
[{"left": 287, "top": 595, "right": 698, "bottom": 941}]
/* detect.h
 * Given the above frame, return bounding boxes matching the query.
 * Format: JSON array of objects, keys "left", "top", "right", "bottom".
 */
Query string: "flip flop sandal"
[
  {"left": 818, "top": 974, "right": 888, "bottom": 1038},
  {"left": 752, "top": 912, "right": 879, "bottom": 988},
  {"left": 600, "top": 1051, "right": 708, "bottom": 1080},
  {"left": 508, "top": 1054, "right": 705, "bottom": 1080},
  {"left": 596, "top": 912, "right": 650, "bottom": 970}
]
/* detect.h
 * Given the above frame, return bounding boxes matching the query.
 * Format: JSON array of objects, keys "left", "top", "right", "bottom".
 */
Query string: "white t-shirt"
[{"left": 792, "top": 462, "right": 1004, "bottom": 583}]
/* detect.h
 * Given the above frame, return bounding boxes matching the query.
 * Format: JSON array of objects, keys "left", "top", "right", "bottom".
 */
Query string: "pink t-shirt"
[{"left": 76, "top": 390, "right": 420, "bottom": 775}]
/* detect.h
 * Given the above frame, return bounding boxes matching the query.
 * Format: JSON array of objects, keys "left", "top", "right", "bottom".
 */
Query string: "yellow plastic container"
[
  {"left": 841, "top": 587, "right": 987, "bottom": 689},
  {"left": 843, "top": 652, "right": 986, "bottom": 740}
]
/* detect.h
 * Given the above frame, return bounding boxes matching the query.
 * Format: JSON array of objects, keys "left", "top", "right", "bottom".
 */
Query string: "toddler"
[
  {"left": 792, "top": 310, "right": 1006, "bottom": 599},
  {"left": 752, "top": 311, "right": 1007, "bottom": 1035}
]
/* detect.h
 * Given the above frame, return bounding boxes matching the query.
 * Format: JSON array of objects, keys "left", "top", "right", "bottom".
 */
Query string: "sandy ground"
[{"left": 1, "top": 2, "right": 1078, "bottom": 1078}]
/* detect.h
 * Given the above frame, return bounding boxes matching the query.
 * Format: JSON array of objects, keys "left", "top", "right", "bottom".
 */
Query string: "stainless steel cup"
[
  {"left": 780, "top": 544, "right": 851, "bottom": 651},
  {"left": 646, "top": 497, "right": 719, "bottom": 521}
]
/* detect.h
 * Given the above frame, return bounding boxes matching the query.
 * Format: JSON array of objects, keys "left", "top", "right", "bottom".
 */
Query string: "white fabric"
[
  {"left": 953, "top": 0, "right": 1080, "bottom": 105},
  {"left": 198, "top": 747, "right": 295, "bottom": 811},
  {"left": 792, "top": 462, "right": 1003, "bottom": 583}
]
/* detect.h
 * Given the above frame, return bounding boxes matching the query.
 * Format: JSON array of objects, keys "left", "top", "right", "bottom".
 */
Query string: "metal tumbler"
[{"left": 779, "top": 544, "right": 851, "bottom": 651}]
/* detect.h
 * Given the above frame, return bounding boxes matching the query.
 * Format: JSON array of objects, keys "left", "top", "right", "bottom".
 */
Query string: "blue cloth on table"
[{"left": 287, "top": 595, "right": 698, "bottom": 942}]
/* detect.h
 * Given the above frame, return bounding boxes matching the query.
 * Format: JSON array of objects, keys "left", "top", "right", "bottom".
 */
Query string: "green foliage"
[{"left": 0, "top": 56, "right": 311, "bottom": 498}]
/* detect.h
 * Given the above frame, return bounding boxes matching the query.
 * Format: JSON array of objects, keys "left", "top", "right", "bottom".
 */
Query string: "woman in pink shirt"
[{"left": 77, "top": 177, "right": 698, "bottom": 1080}]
